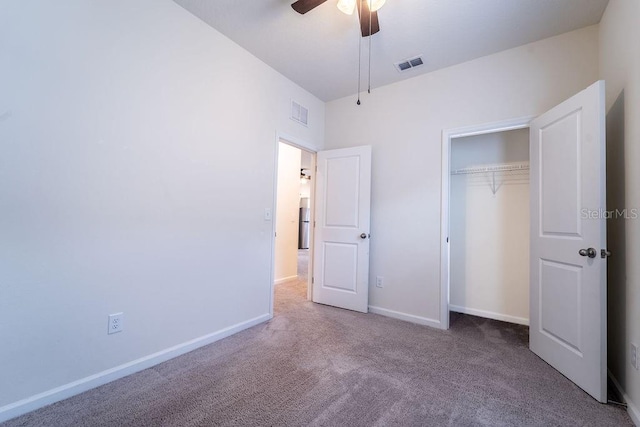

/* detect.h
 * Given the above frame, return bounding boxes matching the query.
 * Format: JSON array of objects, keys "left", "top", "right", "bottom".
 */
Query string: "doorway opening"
[
  {"left": 273, "top": 138, "right": 316, "bottom": 310},
  {"left": 449, "top": 128, "right": 530, "bottom": 326},
  {"left": 440, "top": 117, "right": 532, "bottom": 330}
]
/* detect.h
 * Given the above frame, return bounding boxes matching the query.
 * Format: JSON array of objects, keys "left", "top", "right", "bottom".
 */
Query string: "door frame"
[
  {"left": 439, "top": 116, "right": 534, "bottom": 330},
  {"left": 270, "top": 131, "right": 317, "bottom": 318}
]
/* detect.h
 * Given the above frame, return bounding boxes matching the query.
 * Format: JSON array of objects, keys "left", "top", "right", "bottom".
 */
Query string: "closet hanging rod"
[{"left": 451, "top": 163, "right": 529, "bottom": 176}]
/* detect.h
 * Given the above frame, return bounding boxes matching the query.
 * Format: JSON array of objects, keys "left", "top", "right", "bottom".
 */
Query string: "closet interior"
[{"left": 449, "top": 128, "right": 530, "bottom": 325}]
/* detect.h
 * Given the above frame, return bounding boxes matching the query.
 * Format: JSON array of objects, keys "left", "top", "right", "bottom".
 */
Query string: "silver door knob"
[
  {"left": 578, "top": 248, "right": 597, "bottom": 258},
  {"left": 360, "top": 233, "right": 368, "bottom": 239}
]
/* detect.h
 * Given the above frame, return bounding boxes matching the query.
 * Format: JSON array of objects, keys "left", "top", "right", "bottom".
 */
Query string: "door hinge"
[
  {"left": 314, "top": 220, "right": 316, "bottom": 228},
  {"left": 312, "top": 277, "right": 314, "bottom": 284}
]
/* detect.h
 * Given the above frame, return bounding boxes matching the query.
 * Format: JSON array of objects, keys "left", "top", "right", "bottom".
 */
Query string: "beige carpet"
[{"left": 3, "top": 278, "right": 632, "bottom": 426}]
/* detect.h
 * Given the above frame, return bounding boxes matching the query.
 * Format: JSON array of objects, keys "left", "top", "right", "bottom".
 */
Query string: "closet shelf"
[
  {"left": 451, "top": 163, "right": 529, "bottom": 175},
  {"left": 451, "top": 162, "right": 529, "bottom": 195}
]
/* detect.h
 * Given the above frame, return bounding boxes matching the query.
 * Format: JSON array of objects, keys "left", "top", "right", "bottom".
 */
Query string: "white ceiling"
[{"left": 173, "top": 0, "right": 609, "bottom": 102}]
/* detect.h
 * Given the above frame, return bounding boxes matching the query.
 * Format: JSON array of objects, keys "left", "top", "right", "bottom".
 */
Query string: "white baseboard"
[
  {"left": 608, "top": 369, "right": 640, "bottom": 426},
  {"left": 368, "top": 305, "right": 442, "bottom": 329},
  {"left": 274, "top": 275, "right": 298, "bottom": 285},
  {"left": 449, "top": 305, "right": 529, "bottom": 326},
  {"left": 0, "top": 313, "right": 271, "bottom": 424}
]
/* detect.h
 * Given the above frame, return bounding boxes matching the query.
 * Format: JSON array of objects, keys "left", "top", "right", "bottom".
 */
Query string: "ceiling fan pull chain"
[
  {"left": 357, "top": 0, "right": 363, "bottom": 105},
  {"left": 368, "top": 0, "right": 372, "bottom": 94}
]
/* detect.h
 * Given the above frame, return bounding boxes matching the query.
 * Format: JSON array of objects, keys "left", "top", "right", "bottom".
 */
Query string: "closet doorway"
[
  {"left": 440, "top": 83, "right": 608, "bottom": 403},
  {"left": 440, "top": 117, "right": 532, "bottom": 330},
  {"left": 449, "top": 128, "right": 530, "bottom": 325}
]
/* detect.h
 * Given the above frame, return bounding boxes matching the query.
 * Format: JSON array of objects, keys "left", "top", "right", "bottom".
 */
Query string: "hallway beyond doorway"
[{"left": 297, "top": 249, "right": 309, "bottom": 282}]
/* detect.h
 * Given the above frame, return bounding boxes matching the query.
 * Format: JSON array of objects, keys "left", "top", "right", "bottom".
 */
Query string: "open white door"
[
  {"left": 530, "top": 80, "right": 607, "bottom": 402},
  {"left": 313, "top": 146, "right": 371, "bottom": 313}
]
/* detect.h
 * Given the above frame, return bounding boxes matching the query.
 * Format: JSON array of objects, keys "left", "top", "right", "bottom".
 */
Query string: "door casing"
[{"left": 440, "top": 117, "right": 534, "bottom": 330}]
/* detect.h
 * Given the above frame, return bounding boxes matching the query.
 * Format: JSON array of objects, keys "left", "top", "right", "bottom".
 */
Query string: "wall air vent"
[
  {"left": 291, "top": 100, "right": 309, "bottom": 127},
  {"left": 394, "top": 55, "right": 425, "bottom": 73}
]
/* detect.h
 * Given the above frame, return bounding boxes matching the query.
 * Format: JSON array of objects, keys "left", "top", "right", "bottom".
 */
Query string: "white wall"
[
  {"left": 275, "top": 142, "right": 301, "bottom": 282},
  {"left": 0, "top": 0, "right": 324, "bottom": 419},
  {"left": 300, "top": 180, "right": 312, "bottom": 199},
  {"left": 325, "top": 25, "right": 599, "bottom": 326},
  {"left": 300, "top": 150, "right": 313, "bottom": 199},
  {"left": 599, "top": 0, "right": 640, "bottom": 423},
  {"left": 450, "top": 131, "right": 530, "bottom": 171}
]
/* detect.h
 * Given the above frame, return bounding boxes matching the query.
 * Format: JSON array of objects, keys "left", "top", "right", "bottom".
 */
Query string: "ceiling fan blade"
[
  {"left": 291, "top": 0, "right": 328, "bottom": 14},
  {"left": 356, "top": 0, "right": 380, "bottom": 37}
]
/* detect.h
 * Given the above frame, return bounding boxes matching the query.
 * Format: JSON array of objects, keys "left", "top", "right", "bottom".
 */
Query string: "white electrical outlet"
[
  {"left": 376, "top": 276, "right": 384, "bottom": 288},
  {"left": 108, "top": 313, "right": 124, "bottom": 335},
  {"left": 632, "top": 343, "right": 639, "bottom": 370},
  {"left": 264, "top": 208, "right": 272, "bottom": 221}
]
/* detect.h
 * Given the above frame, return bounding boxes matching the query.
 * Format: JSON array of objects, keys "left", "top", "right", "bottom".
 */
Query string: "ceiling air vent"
[
  {"left": 291, "top": 100, "right": 309, "bottom": 127},
  {"left": 394, "top": 55, "right": 425, "bottom": 73}
]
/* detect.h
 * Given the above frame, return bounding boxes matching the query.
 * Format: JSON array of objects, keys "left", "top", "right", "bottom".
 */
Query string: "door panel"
[
  {"left": 540, "top": 260, "right": 582, "bottom": 353},
  {"left": 325, "top": 156, "right": 360, "bottom": 227},
  {"left": 322, "top": 242, "right": 358, "bottom": 292},
  {"left": 530, "top": 80, "right": 606, "bottom": 402},
  {"left": 313, "top": 146, "right": 371, "bottom": 313},
  {"left": 540, "top": 111, "right": 581, "bottom": 236}
]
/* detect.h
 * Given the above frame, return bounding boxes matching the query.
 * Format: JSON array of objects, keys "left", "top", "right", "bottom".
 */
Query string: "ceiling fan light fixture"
[
  {"left": 368, "top": 0, "right": 386, "bottom": 12},
  {"left": 337, "top": 0, "right": 356, "bottom": 15}
]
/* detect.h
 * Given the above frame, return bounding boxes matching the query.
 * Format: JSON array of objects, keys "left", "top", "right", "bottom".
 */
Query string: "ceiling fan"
[{"left": 291, "top": 0, "right": 384, "bottom": 37}]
